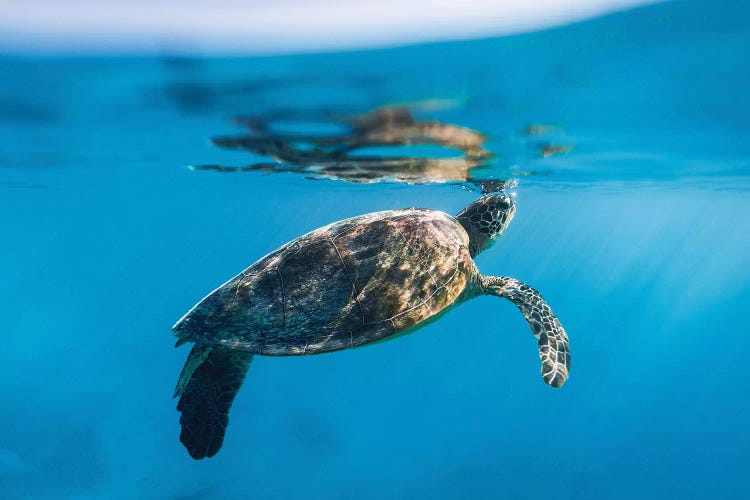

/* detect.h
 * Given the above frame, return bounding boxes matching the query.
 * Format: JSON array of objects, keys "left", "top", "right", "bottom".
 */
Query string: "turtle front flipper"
[
  {"left": 482, "top": 276, "right": 570, "bottom": 388},
  {"left": 174, "top": 345, "right": 253, "bottom": 459}
]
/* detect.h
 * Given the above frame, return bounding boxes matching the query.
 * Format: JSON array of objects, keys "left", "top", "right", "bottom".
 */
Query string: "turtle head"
[{"left": 456, "top": 194, "right": 516, "bottom": 256}]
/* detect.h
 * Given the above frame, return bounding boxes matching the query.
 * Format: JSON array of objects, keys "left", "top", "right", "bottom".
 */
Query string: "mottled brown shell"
[{"left": 173, "top": 209, "right": 478, "bottom": 355}]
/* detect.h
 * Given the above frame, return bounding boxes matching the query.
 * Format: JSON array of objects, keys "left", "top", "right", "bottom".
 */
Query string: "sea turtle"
[{"left": 172, "top": 195, "right": 570, "bottom": 459}]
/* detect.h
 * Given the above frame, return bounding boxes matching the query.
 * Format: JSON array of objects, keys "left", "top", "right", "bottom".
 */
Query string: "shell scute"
[
  {"left": 278, "top": 238, "right": 361, "bottom": 338},
  {"left": 174, "top": 209, "right": 476, "bottom": 354}
]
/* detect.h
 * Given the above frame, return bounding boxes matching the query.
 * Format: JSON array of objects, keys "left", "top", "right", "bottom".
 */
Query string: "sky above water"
[{"left": 0, "top": 0, "right": 661, "bottom": 54}]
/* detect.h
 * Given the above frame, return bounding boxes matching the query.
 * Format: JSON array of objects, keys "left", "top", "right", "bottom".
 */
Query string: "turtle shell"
[{"left": 173, "top": 208, "right": 478, "bottom": 355}]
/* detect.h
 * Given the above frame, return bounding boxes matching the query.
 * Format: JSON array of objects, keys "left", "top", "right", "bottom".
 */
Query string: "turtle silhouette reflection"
[{"left": 194, "top": 105, "right": 504, "bottom": 185}]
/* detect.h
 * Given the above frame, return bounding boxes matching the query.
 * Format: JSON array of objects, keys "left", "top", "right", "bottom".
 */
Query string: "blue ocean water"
[{"left": 2, "top": 0, "right": 749, "bottom": 498}]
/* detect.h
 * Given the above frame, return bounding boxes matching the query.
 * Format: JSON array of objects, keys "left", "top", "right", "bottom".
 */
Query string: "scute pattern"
[
  {"left": 482, "top": 276, "right": 570, "bottom": 388},
  {"left": 456, "top": 194, "right": 514, "bottom": 241},
  {"left": 173, "top": 209, "right": 477, "bottom": 355}
]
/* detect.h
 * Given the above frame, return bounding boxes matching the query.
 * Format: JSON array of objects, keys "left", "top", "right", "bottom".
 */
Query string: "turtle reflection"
[
  {"left": 227, "top": 105, "right": 491, "bottom": 158},
  {"left": 196, "top": 157, "right": 486, "bottom": 184},
  {"left": 194, "top": 104, "right": 502, "bottom": 185}
]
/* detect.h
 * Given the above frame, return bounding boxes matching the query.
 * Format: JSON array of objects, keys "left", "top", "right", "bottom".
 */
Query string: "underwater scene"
[{"left": 1, "top": 0, "right": 749, "bottom": 498}]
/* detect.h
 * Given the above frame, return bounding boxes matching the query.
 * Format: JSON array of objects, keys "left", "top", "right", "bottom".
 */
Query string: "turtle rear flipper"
[
  {"left": 482, "top": 276, "right": 570, "bottom": 388},
  {"left": 175, "top": 345, "right": 253, "bottom": 459}
]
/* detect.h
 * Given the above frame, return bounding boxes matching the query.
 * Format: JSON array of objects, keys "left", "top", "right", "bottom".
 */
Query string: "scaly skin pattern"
[
  {"left": 173, "top": 209, "right": 478, "bottom": 355},
  {"left": 482, "top": 276, "right": 570, "bottom": 388}
]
